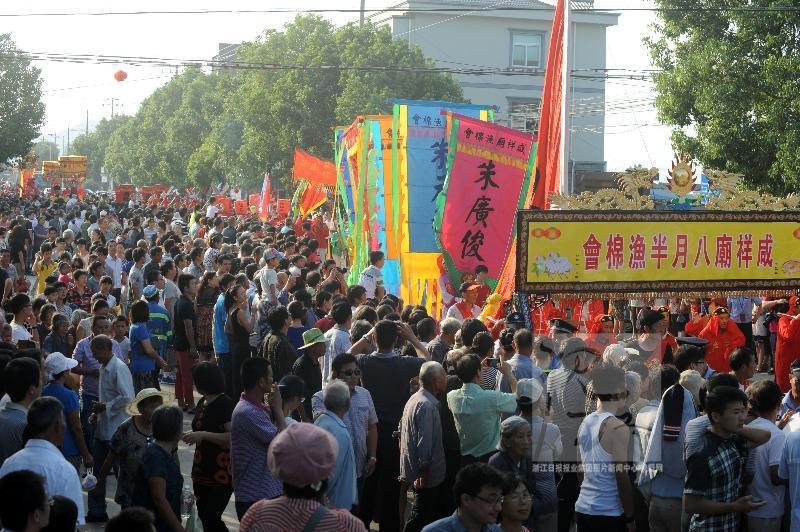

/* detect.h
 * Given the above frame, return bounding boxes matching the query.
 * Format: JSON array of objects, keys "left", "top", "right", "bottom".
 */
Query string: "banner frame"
[{"left": 515, "top": 209, "right": 800, "bottom": 295}]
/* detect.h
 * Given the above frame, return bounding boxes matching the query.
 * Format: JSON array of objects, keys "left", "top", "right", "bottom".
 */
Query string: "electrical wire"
[
  {"left": 1, "top": 6, "right": 799, "bottom": 16},
  {"left": 1, "top": 50, "right": 664, "bottom": 78}
]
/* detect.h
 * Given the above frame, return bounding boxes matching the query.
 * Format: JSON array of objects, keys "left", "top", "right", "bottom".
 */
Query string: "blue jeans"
[
  {"left": 87, "top": 439, "right": 111, "bottom": 519},
  {"left": 80, "top": 392, "right": 99, "bottom": 449}
]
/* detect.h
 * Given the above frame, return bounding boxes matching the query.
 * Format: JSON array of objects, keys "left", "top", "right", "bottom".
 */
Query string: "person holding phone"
[{"left": 684, "top": 386, "right": 770, "bottom": 531}]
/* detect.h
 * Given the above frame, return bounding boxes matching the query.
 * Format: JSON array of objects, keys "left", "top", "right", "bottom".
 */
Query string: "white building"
[{"left": 384, "top": 0, "right": 618, "bottom": 182}]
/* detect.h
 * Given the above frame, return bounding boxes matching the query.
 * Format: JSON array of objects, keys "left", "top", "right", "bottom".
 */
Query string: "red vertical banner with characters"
[{"left": 435, "top": 114, "right": 535, "bottom": 284}]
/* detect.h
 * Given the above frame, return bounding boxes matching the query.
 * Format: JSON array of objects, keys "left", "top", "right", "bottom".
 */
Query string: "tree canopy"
[
  {"left": 33, "top": 140, "right": 59, "bottom": 163},
  {"left": 0, "top": 34, "right": 45, "bottom": 166},
  {"left": 646, "top": 0, "right": 800, "bottom": 194},
  {"left": 70, "top": 115, "right": 131, "bottom": 188},
  {"left": 102, "top": 15, "right": 465, "bottom": 188}
]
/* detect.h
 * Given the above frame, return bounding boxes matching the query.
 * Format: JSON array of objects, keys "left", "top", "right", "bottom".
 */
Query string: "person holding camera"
[{"left": 447, "top": 351, "right": 518, "bottom": 467}]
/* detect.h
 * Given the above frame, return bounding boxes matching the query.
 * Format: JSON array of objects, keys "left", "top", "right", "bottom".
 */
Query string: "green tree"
[
  {"left": 220, "top": 16, "right": 465, "bottom": 188},
  {"left": 104, "top": 69, "right": 229, "bottom": 186},
  {"left": 103, "top": 15, "right": 465, "bottom": 190},
  {"left": 33, "top": 140, "right": 59, "bottom": 163},
  {"left": 0, "top": 34, "right": 45, "bottom": 165},
  {"left": 70, "top": 115, "right": 131, "bottom": 188},
  {"left": 646, "top": 1, "right": 800, "bottom": 193}
]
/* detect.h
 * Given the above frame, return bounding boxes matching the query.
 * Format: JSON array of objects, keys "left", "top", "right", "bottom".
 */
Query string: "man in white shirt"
[
  {"left": 206, "top": 200, "right": 220, "bottom": 219},
  {"left": 104, "top": 241, "right": 124, "bottom": 291},
  {"left": 747, "top": 380, "right": 786, "bottom": 531},
  {"left": 358, "top": 250, "right": 385, "bottom": 300},
  {"left": 0, "top": 396, "right": 85, "bottom": 524},
  {"left": 323, "top": 303, "right": 352, "bottom": 384},
  {"left": 445, "top": 282, "right": 482, "bottom": 322},
  {"left": 86, "top": 334, "right": 134, "bottom": 522}
]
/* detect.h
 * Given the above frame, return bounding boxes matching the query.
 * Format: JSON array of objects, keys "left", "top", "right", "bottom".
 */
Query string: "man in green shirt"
[{"left": 447, "top": 352, "right": 518, "bottom": 466}]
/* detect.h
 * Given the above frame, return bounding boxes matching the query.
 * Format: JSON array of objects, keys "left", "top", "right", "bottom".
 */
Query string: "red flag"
[
  {"left": 293, "top": 148, "right": 337, "bottom": 186},
  {"left": 299, "top": 183, "right": 327, "bottom": 217},
  {"left": 258, "top": 172, "right": 272, "bottom": 221},
  {"left": 529, "top": 0, "right": 565, "bottom": 209}
]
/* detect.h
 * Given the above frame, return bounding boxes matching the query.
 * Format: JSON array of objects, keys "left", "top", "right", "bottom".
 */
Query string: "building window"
[
  {"left": 506, "top": 99, "right": 539, "bottom": 133},
  {"left": 510, "top": 32, "right": 542, "bottom": 69}
]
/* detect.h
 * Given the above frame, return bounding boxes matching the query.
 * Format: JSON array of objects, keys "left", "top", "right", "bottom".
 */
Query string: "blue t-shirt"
[
  {"left": 129, "top": 323, "right": 155, "bottom": 373},
  {"left": 213, "top": 294, "right": 229, "bottom": 355},
  {"left": 287, "top": 325, "right": 308, "bottom": 354},
  {"left": 42, "top": 382, "right": 80, "bottom": 457}
]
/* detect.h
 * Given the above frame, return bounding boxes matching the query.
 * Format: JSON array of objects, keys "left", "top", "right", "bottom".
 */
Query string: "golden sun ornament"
[{"left": 667, "top": 153, "right": 697, "bottom": 197}]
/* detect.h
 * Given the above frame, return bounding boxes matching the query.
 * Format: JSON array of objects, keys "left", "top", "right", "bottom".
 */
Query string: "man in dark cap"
[
  {"left": 622, "top": 309, "right": 667, "bottom": 364},
  {"left": 549, "top": 317, "right": 577, "bottom": 353}
]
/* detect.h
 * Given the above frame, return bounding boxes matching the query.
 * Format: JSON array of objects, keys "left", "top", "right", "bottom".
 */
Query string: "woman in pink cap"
[{"left": 239, "top": 423, "right": 367, "bottom": 532}]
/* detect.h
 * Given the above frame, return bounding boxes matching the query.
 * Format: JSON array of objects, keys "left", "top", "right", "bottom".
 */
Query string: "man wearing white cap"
[{"left": 41, "top": 352, "right": 93, "bottom": 473}]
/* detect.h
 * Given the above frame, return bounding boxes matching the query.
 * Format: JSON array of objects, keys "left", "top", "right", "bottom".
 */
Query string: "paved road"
[{"left": 81, "top": 385, "right": 241, "bottom": 531}]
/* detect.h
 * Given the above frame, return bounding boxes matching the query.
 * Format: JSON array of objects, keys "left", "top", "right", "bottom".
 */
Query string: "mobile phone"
[{"left": 487, "top": 358, "right": 499, "bottom": 368}]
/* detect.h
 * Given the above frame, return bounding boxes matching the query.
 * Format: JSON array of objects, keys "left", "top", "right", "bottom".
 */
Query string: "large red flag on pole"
[{"left": 529, "top": 0, "right": 566, "bottom": 209}]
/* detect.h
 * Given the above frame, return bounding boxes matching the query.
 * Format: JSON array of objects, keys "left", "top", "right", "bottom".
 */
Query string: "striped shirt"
[
  {"left": 240, "top": 496, "right": 366, "bottom": 531},
  {"left": 312, "top": 385, "right": 377, "bottom": 477},
  {"left": 146, "top": 301, "right": 172, "bottom": 357},
  {"left": 230, "top": 394, "right": 283, "bottom": 502},
  {"left": 546, "top": 368, "right": 588, "bottom": 462}
]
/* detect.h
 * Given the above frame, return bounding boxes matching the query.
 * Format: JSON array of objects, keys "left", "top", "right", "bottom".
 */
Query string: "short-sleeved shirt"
[
  {"left": 446, "top": 383, "right": 518, "bottom": 457},
  {"left": 109, "top": 417, "right": 153, "bottom": 507},
  {"left": 42, "top": 382, "right": 81, "bottom": 456},
  {"left": 127, "top": 265, "right": 144, "bottom": 302},
  {"left": 291, "top": 354, "right": 322, "bottom": 420},
  {"left": 312, "top": 386, "right": 378, "bottom": 478},
  {"left": 745, "top": 417, "right": 785, "bottom": 518},
  {"left": 356, "top": 352, "right": 425, "bottom": 428},
  {"left": 546, "top": 368, "right": 588, "bottom": 462},
  {"left": 129, "top": 323, "right": 155, "bottom": 373},
  {"left": 684, "top": 429, "right": 747, "bottom": 532},
  {"left": 191, "top": 394, "right": 235, "bottom": 487},
  {"left": 133, "top": 443, "right": 183, "bottom": 532},
  {"left": 173, "top": 296, "right": 197, "bottom": 351},
  {"left": 779, "top": 430, "right": 800, "bottom": 529}
]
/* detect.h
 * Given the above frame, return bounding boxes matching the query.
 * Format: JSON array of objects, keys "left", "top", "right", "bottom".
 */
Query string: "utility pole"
[
  {"left": 49, "top": 134, "right": 59, "bottom": 160},
  {"left": 360, "top": 0, "right": 365, "bottom": 25},
  {"left": 86, "top": 110, "right": 89, "bottom": 135}
]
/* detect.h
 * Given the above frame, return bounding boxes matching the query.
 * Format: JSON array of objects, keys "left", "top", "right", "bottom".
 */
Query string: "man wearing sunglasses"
[{"left": 311, "top": 352, "right": 378, "bottom": 524}]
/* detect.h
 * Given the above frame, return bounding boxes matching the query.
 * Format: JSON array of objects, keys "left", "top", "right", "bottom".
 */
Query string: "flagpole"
[{"left": 559, "top": 0, "right": 572, "bottom": 194}]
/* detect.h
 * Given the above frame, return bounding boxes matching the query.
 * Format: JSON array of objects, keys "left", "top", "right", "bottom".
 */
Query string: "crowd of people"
[{"left": 0, "top": 191, "right": 798, "bottom": 532}]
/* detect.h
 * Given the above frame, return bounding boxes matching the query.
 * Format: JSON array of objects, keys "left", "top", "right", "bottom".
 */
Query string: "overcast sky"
[{"left": 5, "top": 0, "right": 672, "bottom": 173}]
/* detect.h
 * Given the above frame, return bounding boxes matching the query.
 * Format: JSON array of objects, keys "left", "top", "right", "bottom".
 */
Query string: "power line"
[
  {"left": 1, "top": 6, "right": 799, "bottom": 16},
  {"left": 1, "top": 50, "right": 663, "bottom": 78}
]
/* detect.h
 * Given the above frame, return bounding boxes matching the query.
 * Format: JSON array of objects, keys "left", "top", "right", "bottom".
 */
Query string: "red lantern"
[{"left": 114, "top": 70, "right": 128, "bottom": 82}]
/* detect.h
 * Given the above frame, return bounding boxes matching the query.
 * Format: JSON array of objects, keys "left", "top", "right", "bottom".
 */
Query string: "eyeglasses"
[
  {"left": 341, "top": 369, "right": 361, "bottom": 377},
  {"left": 471, "top": 494, "right": 504, "bottom": 506},
  {"left": 505, "top": 493, "right": 534, "bottom": 503}
]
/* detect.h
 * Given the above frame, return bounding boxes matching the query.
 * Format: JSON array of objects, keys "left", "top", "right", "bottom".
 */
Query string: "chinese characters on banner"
[
  {"left": 438, "top": 113, "right": 535, "bottom": 279},
  {"left": 516, "top": 210, "right": 800, "bottom": 294},
  {"left": 399, "top": 101, "right": 493, "bottom": 253}
]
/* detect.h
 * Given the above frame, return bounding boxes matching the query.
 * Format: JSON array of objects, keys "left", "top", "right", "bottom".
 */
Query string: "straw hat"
[{"left": 125, "top": 388, "right": 174, "bottom": 416}]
